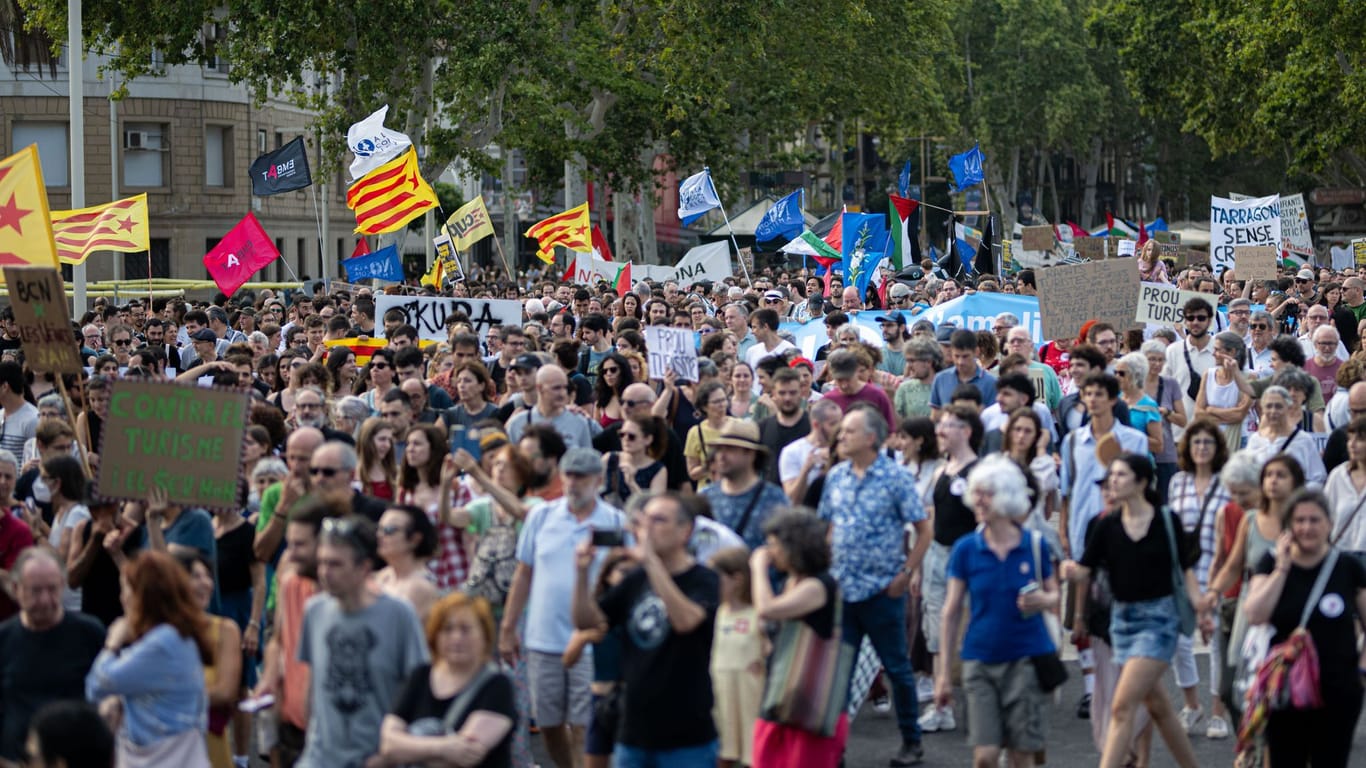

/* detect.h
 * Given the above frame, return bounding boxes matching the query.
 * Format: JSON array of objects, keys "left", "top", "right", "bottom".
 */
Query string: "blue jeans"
[
  {"left": 843, "top": 590, "right": 921, "bottom": 744},
  {"left": 614, "top": 740, "right": 718, "bottom": 768}
]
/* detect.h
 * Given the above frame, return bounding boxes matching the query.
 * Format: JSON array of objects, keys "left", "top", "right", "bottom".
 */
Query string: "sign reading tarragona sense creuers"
[{"left": 97, "top": 380, "right": 250, "bottom": 509}]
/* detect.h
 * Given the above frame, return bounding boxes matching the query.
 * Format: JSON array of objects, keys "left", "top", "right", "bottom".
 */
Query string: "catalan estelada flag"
[
  {"left": 0, "top": 145, "right": 60, "bottom": 273},
  {"left": 50, "top": 193, "right": 151, "bottom": 265},
  {"left": 525, "top": 202, "right": 591, "bottom": 264},
  {"left": 346, "top": 148, "right": 438, "bottom": 235},
  {"left": 324, "top": 337, "right": 388, "bottom": 366}
]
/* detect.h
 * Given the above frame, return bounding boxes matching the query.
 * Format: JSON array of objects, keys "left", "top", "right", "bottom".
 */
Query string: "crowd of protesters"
[{"left": 0, "top": 248, "right": 1360, "bottom": 768}]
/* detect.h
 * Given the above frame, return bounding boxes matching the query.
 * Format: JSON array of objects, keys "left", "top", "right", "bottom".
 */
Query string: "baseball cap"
[
  {"left": 875, "top": 314, "right": 907, "bottom": 326},
  {"left": 935, "top": 326, "right": 957, "bottom": 343},
  {"left": 763, "top": 289, "right": 785, "bottom": 302},
  {"left": 191, "top": 328, "right": 217, "bottom": 342},
  {"left": 889, "top": 283, "right": 912, "bottom": 299},
  {"left": 510, "top": 353, "right": 543, "bottom": 373},
  {"left": 1296, "top": 268, "right": 1315, "bottom": 281}
]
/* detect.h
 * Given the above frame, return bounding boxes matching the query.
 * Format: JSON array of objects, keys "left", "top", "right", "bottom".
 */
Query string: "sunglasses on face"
[
  {"left": 378, "top": 524, "right": 409, "bottom": 537},
  {"left": 1186, "top": 315, "right": 1209, "bottom": 322},
  {"left": 1251, "top": 323, "right": 1269, "bottom": 330},
  {"left": 309, "top": 466, "right": 342, "bottom": 477},
  {"left": 370, "top": 363, "right": 390, "bottom": 370}
]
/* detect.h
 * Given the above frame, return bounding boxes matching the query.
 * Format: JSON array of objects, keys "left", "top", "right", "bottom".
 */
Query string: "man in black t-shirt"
[
  {"left": 758, "top": 369, "right": 811, "bottom": 483},
  {"left": 0, "top": 549, "right": 105, "bottom": 762},
  {"left": 572, "top": 492, "right": 720, "bottom": 763}
]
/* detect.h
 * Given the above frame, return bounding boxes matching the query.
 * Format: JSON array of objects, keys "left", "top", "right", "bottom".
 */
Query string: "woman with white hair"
[
  {"left": 933, "top": 455, "right": 1060, "bottom": 768},
  {"left": 332, "top": 395, "right": 372, "bottom": 441},
  {"left": 1245, "top": 385, "right": 1327, "bottom": 488}
]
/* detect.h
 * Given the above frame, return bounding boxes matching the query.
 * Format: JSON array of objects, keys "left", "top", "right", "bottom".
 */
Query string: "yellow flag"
[
  {"left": 0, "top": 145, "right": 60, "bottom": 275},
  {"left": 345, "top": 148, "right": 438, "bottom": 234},
  {"left": 51, "top": 193, "right": 151, "bottom": 264},
  {"left": 419, "top": 257, "right": 445, "bottom": 288},
  {"left": 446, "top": 196, "right": 495, "bottom": 250}
]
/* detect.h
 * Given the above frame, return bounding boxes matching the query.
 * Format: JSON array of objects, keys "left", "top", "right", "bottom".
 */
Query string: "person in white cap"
[{"left": 1293, "top": 267, "right": 1319, "bottom": 304}]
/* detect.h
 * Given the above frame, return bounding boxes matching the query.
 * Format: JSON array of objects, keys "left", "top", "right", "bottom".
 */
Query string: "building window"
[
  {"left": 258, "top": 129, "right": 268, "bottom": 154},
  {"left": 203, "top": 23, "right": 229, "bottom": 74},
  {"left": 123, "top": 239, "right": 170, "bottom": 279},
  {"left": 123, "top": 122, "right": 168, "bottom": 188},
  {"left": 296, "top": 237, "right": 307, "bottom": 279},
  {"left": 11, "top": 122, "right": 69, "bottom": 186},
  {"left": 204, "top": 124, "right": 233, "bottom": 187}
]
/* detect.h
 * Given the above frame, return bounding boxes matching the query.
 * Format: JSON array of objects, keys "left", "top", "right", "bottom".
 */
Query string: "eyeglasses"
[
  {"left": 1295, "top": 278, "right": 1310, "bottom": 283},
  {"left": 601, "top": 366, "right": 620, "bottom": 374},
  {"left": 112, "top": 339, "right": 131, "bottom": 347},
  {"left": 621, "top": 432, "right": 641, "bottom": 442},
  {"left": 622, "top": 398, "right": 650, "bottom": 409},
  {"left": 699, "top": 328, "right": 717, "bottom": 335},
  {"left": 321, "top": 516, "right": 366, "bottom": 546},
  {"left": 1251, "top": 323, "right": 1270, "bottom": 330},
  {"left": 1114, "top": 370, "right": 1128, "bottom": 377},
  {"left": 309, "top": 466, "right": 343, "bottom": 477},
  {"left": 763, "top": 298, "right": 782, "bottom": 305},
  {"left": 370, "top": 363, "right": 390, "bottom": 370},
  {"left": 378, "top": 524, "right": 409, "bottom": 537},
  {"left": 1185, "top": 315, "right": 1210, "bottom": 323}
]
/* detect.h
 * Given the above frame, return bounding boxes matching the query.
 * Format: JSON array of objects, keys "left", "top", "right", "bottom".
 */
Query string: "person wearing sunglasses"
[{"left": 1162, "top": 297, "right": 1218, "bottom": 430}]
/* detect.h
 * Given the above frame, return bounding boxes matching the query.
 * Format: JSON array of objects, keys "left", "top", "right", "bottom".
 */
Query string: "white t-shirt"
[
  {"left": 744, "top": 339, "right": 797, "bottom": 370},
  {"left": 0, "top": 402, "right": 38, "bottom": 461},
  {"left": 49, "top": 503, "right": 90, "bottom": 610},
  {"left": 778, "top": 436, "right": 824, "bottom": 487}
]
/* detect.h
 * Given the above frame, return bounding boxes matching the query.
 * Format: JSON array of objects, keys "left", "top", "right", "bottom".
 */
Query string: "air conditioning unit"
[{"left": 124, "top": 130, "right": 151, "bottom": 149}]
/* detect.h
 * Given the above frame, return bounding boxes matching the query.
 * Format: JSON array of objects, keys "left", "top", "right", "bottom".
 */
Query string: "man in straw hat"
[{"left": 697, "top": 421, "right": 789, "bottom": 549}]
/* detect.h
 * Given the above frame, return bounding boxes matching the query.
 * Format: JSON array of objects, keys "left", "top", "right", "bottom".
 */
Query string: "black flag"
[
  {"left": 974, "top": 214, "right": 996, "bottom": 277},
  {"left": 940, "top": 216, "right": 965, "bottom": 280},
  {"left": 249, "top": 136, "right": 312, "bottom": 196}
]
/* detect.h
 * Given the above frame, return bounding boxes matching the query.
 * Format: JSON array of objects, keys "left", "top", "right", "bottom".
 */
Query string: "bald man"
[
  {"left": 309, "top": 441, "right": 386, "bottom": 522},
  {"left": 592, "top": 383, "right": 691, "bottom": 491},
  {"left": 1323, "top": 381, "right": 1366, "bottom": 472},
  {"left": 506, "top": 366, "right": 600, "bottom": 448},
  {"left": 254, "top": 427, "right": 325, "bottom": 562},
  {"left": 0, "top": 549, "right": 105, "bottom": 762}
]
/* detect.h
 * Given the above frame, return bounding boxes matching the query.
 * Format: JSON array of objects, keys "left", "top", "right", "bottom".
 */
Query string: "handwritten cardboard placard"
[
  {"left": 1354, "top": 239, "right": 1366, "bottom": 270},
  {"left": 3, "top": 267, "right": 80, "bottom": 374},
  {"left": 1036, "top": 259, "right": 1140, "bottom": 341},
  {"left": 1072, "top": 236, "right": 1107, "bottom": 261},
  {"left": 1021, "top": 226, "right": 1054, "bottom": 252},
  {"left": 1135, "top": 282, "right": 1208, "bottom": 326},
  {"left": 97, "top": 380, "right": 250, "bottom": 509},
  {"left": 644, "top": 326, "right": 699, "bottom": 382},
  {"left": 1235, "top": 245, "right": 1278, "bottom": 283},
  {"left": 373, "top": 296, "right": 521, "bottom": 343}
]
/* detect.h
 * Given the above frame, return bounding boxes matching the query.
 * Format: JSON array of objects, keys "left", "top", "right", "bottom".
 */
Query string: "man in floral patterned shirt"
[{"left": 817, "top": 404, "right": 933, "bottom": 766}]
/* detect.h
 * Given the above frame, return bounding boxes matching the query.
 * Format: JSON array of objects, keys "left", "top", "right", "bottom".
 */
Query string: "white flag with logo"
[
  {"left": 672, "top": 240, "right": 732, "bottom": 288},
  {"left": 347, "top": 106, "right": 413, "bottom": 180}
]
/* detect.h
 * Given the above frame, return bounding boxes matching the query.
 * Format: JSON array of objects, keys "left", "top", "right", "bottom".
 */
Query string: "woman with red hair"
[{"left": 86, "top": 550, "right": 214, "bottom": 765}]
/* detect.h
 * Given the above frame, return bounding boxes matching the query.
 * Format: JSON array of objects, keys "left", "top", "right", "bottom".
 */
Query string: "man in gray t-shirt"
[{"left": 297, "top": 515, "right": 429, "bottom": 768}]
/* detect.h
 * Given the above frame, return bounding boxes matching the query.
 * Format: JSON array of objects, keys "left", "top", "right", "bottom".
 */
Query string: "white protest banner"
[
  {"left": 374, "top": 296, "right": 521, "bottom": 343},
  {"left": 633, "top": 263, "right": 676, "bottom": 283},
  {"left": 567, "top": 254, "right": 623, "bottom": 286},
  {"left": 1135, "top": 282, "right": 1208, "bottom": 326},
  {"left": 672, "top": 240, "right": 732, "bottom": 288},
  {"left": 644, "top": 326, "right": 699, "bottom": 381},
  {"left": 1279, "top": 193, "right": 1313, "bottom": 260},
  {"left": 1210, "top": 194, "right": 1280, "bottom": 274},
  {"left": 1117, "top": 239, "right": 1137, "bottom": 258}
]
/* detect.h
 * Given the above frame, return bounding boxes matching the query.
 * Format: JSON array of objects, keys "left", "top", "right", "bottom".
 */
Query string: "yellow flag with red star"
[{"left": 0, "top": 145, "right": 60, "bottom": 278}]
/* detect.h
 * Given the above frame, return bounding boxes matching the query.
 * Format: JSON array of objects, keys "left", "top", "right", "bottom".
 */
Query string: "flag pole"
[
  {"left": 309, "top": 186, "right": 326, "bottom": 278},
  {"left": 717, "top": 206, "right": 752, "bottom": 288},
  {"left": 491, "top": 233, "right": 515, "bottom": 282}
]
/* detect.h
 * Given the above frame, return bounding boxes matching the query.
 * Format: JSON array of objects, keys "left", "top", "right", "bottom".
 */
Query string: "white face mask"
[{"left": 31, "top": 478, "right": 50, "bottom": 504}]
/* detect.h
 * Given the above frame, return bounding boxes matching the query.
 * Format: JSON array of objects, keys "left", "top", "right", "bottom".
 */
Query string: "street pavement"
[{"left": 526, "top": 655, "right": 1366, "bottom": 767}]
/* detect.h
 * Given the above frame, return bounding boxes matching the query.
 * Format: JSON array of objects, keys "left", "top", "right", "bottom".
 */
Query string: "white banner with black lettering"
[{"left": 373, "top": 296, "right": 521, "bottom": 343}]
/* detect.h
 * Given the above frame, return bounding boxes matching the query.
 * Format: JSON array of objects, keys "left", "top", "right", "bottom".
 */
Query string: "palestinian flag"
[
  {"left": 800, "top": 231, "right": 842, "bottom": 269},
  {"left": 888, "top": 194, "right": 921, "bottom": 271},
  {"left": 611, "top": 261, "right": 631, "bottom": 297},
  {"left": 1099, "top": 213, "right": 1139, "bottom": 239}
]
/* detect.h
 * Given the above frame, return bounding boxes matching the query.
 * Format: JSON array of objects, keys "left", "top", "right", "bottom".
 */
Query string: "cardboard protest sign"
[
  {"left": 97, "top": 380, "right": 250, "bottom": 508},
  {"left": 1072, "top": 236, "right": 1107, "bottom": 261},
  {"left": 3, "top": 267, "right": 80, "bottom": 373},
  {"left": 373, "top": 296, "right": 520, "bottom": 343},
  {"left": 1354, "top": 239, "right": 1366, "bottom": 270},
  {"left": 1021, "top": 226, "right": 1054, "bottom": 252},
  {"left": 1210, "top": 195, "right": 1280, "bottom": 274},
  {"left": 1135, "top": 282, "right": 1209, "bottom": 326},
  {"left": 1036, "top": 259, "right": 1139, "bottom": 341},
  {"left": 1235, "top": 245, "right": 1279, "bottom": 283},
  {"left": 644, "top": 326, "right": 699, "bottom": 381},
  {"left": 1279, "top": 193, "right": 1313, "bottom": 259}
]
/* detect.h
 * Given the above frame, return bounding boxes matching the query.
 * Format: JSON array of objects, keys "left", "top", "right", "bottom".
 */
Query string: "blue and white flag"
[
  {"left": 839, "top": 212, "right": 886, "bottom": 281},
  {"left": 343, "top": 243, "right": 403, "bottom": 282},
  {"left": 898, "top": 160, "right": 912, "bottom": 197},
  {"left": 948, "top": 144, "right": 985, "bottom": 192},
  {"left": 678, "top": 168, "right": 722, "bottom": 226},
  {"left": 754, "top": 189, "right": 804, "bottom": 242},
  {"left": 852, "top": 238, "right": 889, "bottom": 302}
]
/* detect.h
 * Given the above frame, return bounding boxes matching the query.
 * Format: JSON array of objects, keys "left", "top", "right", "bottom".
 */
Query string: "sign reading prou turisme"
[{"left": 97, "top": 380, "right": 250, "bottom": 509}]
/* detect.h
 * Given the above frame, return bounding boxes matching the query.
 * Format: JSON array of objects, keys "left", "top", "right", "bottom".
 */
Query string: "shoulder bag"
[
  {"left": 759, "top": 587, "right": 856, "bottom": 737},
  {"left": 1159, "top": 507, "right": 1198, "bottom": 636},
  {"left": 1027, "top": 530, "right": 1069, "bottom": 693}
]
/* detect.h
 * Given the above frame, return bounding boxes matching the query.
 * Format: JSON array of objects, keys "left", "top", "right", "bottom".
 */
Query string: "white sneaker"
[
  {"left": 873, "top": 694, "right": 892, "bottom": 714},
  {"left": 1178, "top": 706, "right": 1204, "bottom": 735},
  {"left": 918, "top": 705, "right": 956, "bottom": 732},
  {"left": 916, "top": 676, "right": 935, "bottom": 703},
  {"left": 1206, "top": 715, "right": 1231, "bottom": 740}
]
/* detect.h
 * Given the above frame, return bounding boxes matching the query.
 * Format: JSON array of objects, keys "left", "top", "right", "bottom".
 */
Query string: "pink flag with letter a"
[{"left": 203, "top": 213, "right": 280, "bottom": 297}]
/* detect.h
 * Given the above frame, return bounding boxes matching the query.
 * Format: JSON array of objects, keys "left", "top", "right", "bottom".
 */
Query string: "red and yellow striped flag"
[
  {"left": 50, "top": 193, "right": 151, "bottom": 264},
  {"left": 524, "top": 202, "right": 591, "bottom": 264},
  {"left": 0, "top": 145, "right": 60, "bottom": 275},
  {"left": 346, "top": 148, "right": 438, "bottom": 235}
]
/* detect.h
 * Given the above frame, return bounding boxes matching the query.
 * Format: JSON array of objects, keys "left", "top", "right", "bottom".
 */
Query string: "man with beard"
[
  {"left": 757, "top": 369, "right": 810, "bottom": 483},
  {"left": 1162, "top": 296, "right": 1217, "bottom": 437},
  {"left": 518, "top": 424, "right": 567, "bottom": 501},
  {"left": 698, "top": 422, "right": 789, "bottom": 549},
  {"left": 878, "top": 313, "right": 910, "bottom": 375},
  {"left": 294, "top": 386, "right": 355, "bottom": 445}
]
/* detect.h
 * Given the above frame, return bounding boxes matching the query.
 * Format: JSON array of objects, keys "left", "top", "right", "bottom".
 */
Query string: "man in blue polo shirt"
[
  {"left": 499, "top": 447, "right": 627, "bottom": 768},
  {"left": 930, "top": 329, "right": 997, "bottom": 420}
]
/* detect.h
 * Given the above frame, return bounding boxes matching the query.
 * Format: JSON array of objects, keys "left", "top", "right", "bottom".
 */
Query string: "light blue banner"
[{"left": 778, "top": 293, "right": 1045, "bottom": 357}]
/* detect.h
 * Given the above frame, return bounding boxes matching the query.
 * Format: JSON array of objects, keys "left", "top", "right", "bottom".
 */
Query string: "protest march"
[{"left": 3, "top": 14, "right": 1366, "bottom": 768}]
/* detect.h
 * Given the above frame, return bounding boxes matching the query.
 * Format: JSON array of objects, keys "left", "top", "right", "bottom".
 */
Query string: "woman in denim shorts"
[{"left": 1062, "top": 454, "right": 1209, "bottom": 768}]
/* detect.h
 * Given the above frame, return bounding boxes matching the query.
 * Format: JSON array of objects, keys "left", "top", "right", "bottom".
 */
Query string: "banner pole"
[
  {"left": 55, "top": 377, "right": 94, "bottom": 479},
  {"left": 718, "top": 205, "right": 752, "bottom": 288},
  {"left": 309, "top": 186, "right": 326, "bottom": 277}
]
